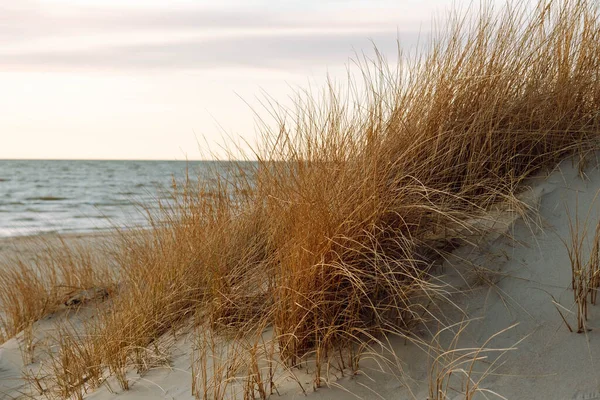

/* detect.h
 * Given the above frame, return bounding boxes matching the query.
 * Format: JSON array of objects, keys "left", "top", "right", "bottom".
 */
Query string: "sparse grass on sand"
[
  {"left": 2, "top": 0, "right": 600, "bottom": 398},
  {"left": 0, "top": 237, "right": 116, "bottom": 342},
  {"left": 561, "top": 192, "right": 600, "bottom": 333}
]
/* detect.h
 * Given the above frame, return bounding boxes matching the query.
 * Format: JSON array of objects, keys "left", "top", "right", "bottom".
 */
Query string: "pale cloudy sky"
[{"left": 1, "top": 0, "right": 477, "bottom": 160}]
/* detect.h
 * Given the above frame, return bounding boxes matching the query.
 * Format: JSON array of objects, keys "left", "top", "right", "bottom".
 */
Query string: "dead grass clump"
[
  {"left": 192, "top": 321, "right": 287, "bottom": 400},
  {"left": 260, "top": 0, "right": 600, "bottom": 364},
  {"left": 62, "top": 177, "right": 274, "bottom": 390},
  {"left": 191, "top": 322, "right": 246, "bottom": 400},
  {"left": 0, "top": 237, "right": 116, "bottom": 342},
  {"left": 22, "top": 322, "right": 105, "bottom": 400},
  {"left": 562, "top": 194, "right": 600, "bottom": 333}
]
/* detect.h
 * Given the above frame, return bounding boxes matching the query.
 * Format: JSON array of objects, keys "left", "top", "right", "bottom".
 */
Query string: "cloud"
[
  {"left": 0, "top": 2, "right": 419, "bottom": 41},
  {"left": 0, "top": 1, "right": 429, "bottom": 72},
  {"left": 0, "top": 30, "right": 419, "bottom": 71}
]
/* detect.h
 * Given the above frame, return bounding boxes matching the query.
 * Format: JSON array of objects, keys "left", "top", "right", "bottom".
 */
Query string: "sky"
[{"left": 1, "top": 0, "right": 480, "bottom": 160}]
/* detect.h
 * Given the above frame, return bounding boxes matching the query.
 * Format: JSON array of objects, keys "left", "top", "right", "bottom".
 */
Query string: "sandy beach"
[{"left": 0, "top": 231, "right": 116, "bottom": 260}]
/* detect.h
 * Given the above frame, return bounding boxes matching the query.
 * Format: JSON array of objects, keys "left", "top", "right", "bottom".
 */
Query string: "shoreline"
[{"left": 0, "top": 229, "right": 121, "bottom": 263}]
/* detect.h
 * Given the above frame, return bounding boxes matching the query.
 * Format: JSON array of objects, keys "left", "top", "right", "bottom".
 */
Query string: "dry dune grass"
[
  {"left": 2, "top": 0, "right": 600, "bottom": 397},
  {"left": 561, "top": 192, "right": 600, "bottom": 333},
  {"left": 0, "top": 237, "right": 116, "bottom": 342}
]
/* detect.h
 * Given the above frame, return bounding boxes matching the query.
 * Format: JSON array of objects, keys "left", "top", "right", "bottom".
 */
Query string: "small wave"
[
  {"left": 0, "top": 178, "right": 8, "bottom": 182},
  {"left": 25, "top": 196, "right": 68, "bottom": 201},
  {"left": 14, "top": 217, "right": 36, "bottom": 222},
  {"left": 90, "top": 201, "right": 134, "bottom": 206}
]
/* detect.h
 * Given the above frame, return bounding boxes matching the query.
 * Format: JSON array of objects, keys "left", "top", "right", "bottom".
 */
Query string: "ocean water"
[{"left": 0, "top": 160, "right": 240, "bottom": 238}]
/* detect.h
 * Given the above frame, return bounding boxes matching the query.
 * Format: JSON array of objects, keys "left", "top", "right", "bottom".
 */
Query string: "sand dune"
[{"left": 1, "top": 155, "right": 599, "bottom": 399}]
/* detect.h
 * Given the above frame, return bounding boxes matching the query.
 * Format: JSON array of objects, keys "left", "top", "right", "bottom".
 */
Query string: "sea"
[{"left": 0, "top": 160, "right": 240, "bottom": 238}]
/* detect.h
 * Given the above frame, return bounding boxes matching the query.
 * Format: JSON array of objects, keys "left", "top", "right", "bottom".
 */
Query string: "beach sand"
[
  {"left": 2, "top": 156, "right": 600, "bottom": 399},
  {"left": 0, "top": 231, "right": 117, "bottom": 262}
]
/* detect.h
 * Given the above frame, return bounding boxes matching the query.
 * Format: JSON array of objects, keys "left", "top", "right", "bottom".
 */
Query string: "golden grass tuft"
[
  {"left": 562, "top": 191, "right": 600, "bottom": 333},
  {"left": 0, "top": 237, "right": 116, "bottom": 342},
  {"left": 2, "top": 0, "right": 600, "bottom": 397}
]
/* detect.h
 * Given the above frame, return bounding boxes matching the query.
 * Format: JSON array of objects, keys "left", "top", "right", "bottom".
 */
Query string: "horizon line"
[{"left": 0, "top": 158, "right": 257, "bottom": 162}]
